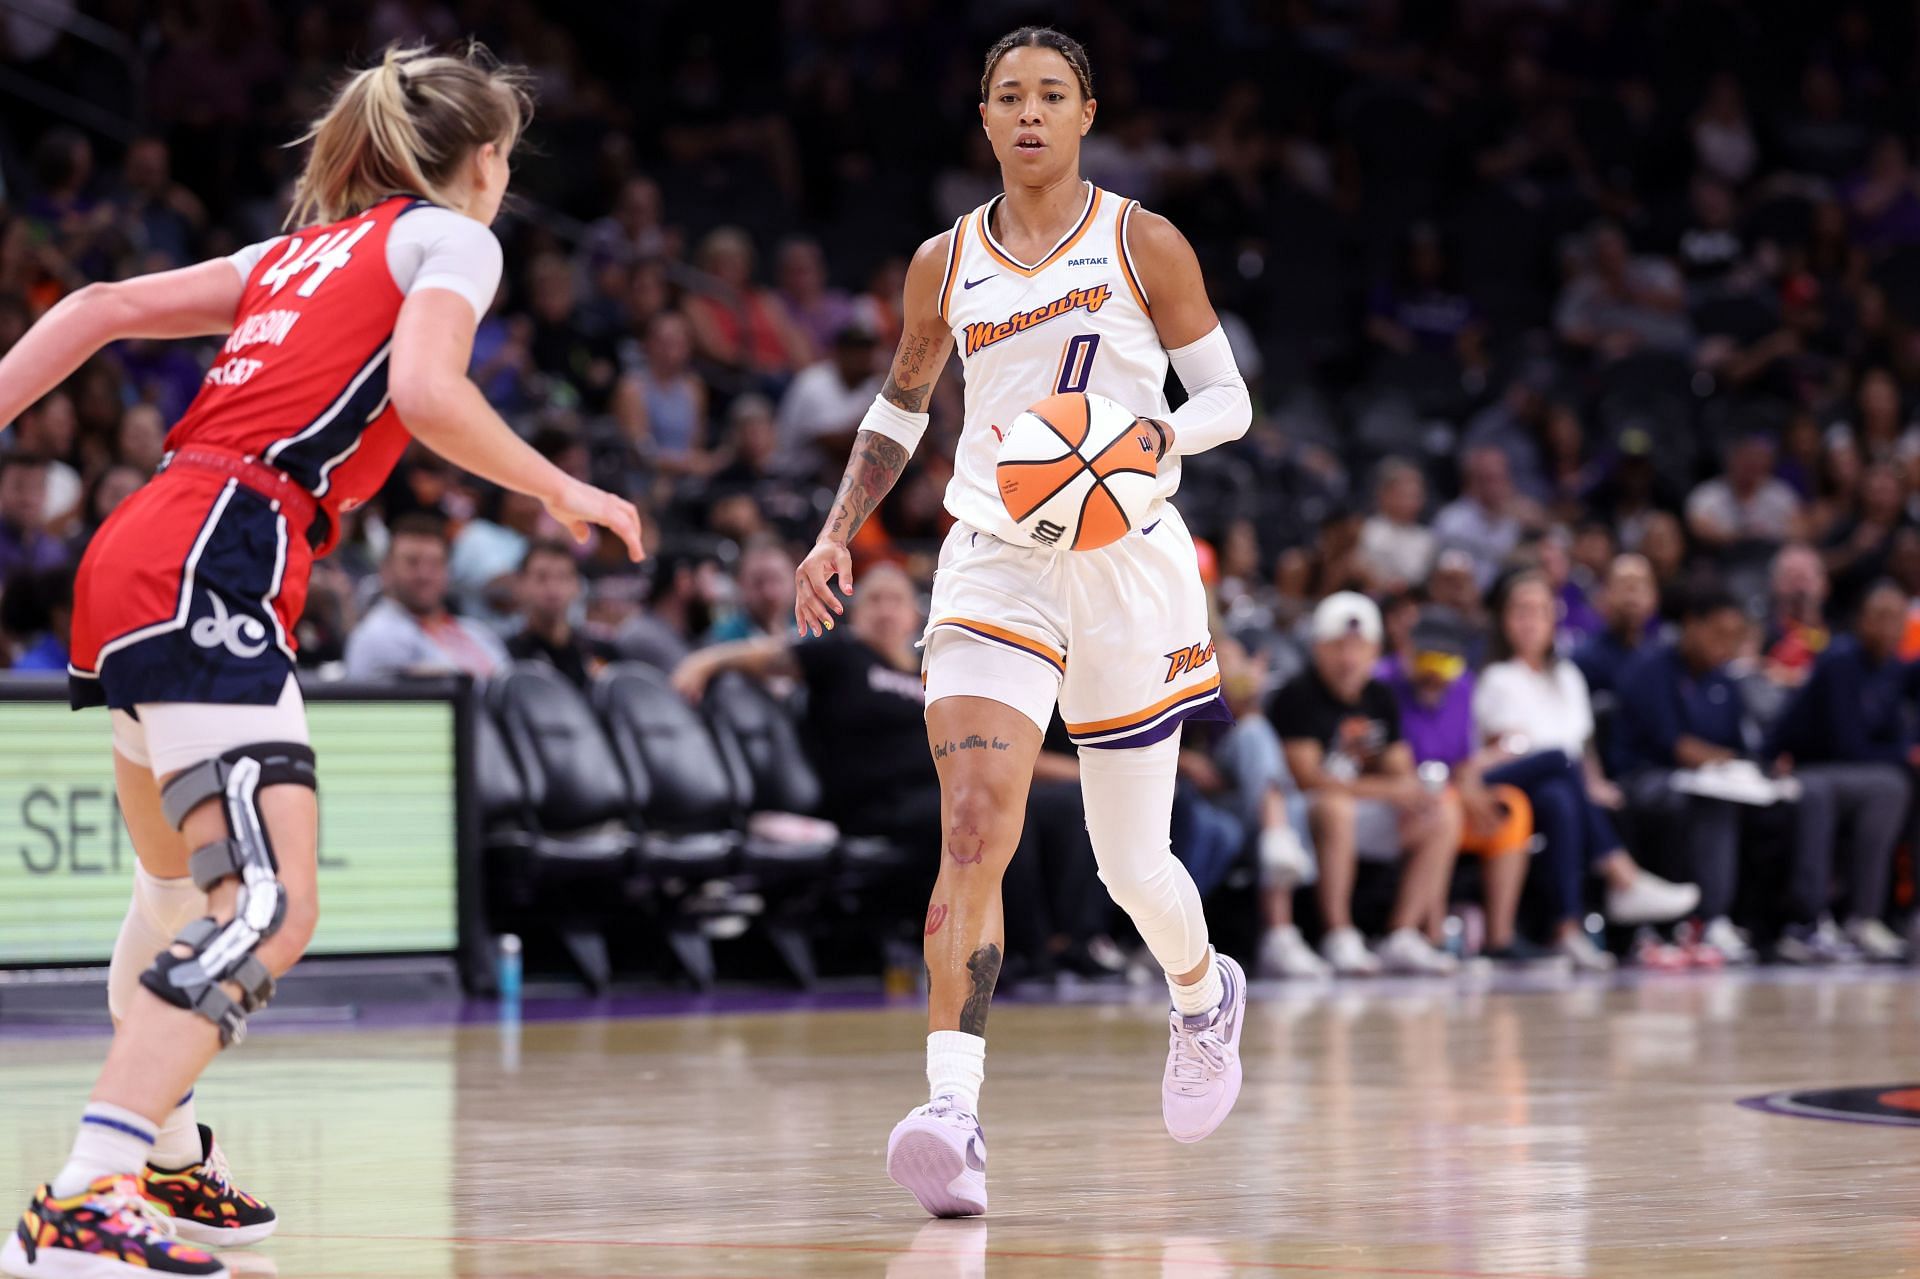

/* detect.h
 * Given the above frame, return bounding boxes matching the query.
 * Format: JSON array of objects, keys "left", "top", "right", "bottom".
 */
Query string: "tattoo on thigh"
[
  {"left": 932, "top": 734, "right": 1013, "bottom": 761},
  {"left": 925, "top": 902, "right": 948, "bottom": 936},
  {"left": 959, "top": 943, "right": 1001, "bottom": 1035}
]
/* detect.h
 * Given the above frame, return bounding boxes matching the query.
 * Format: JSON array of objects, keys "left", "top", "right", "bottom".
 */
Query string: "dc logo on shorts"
[{"left": 191, "top": 592, "right": 270, "bottom": 659}]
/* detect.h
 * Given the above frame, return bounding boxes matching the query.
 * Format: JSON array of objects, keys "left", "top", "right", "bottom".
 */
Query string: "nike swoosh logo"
[{"left": 963, "top": 274, "right": 996, "bottom": 289}]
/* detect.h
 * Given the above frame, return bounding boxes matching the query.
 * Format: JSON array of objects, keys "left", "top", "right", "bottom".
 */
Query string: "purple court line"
[
  {"left": 1735, "top": 1090, "right": 1920, "bottom": 1129},
  {"left": 0, "top": 986, "right": 913, "bottom": 1041},
  {"left": 274, "top": 1230, "right": 1581, "bottom": 1279}
]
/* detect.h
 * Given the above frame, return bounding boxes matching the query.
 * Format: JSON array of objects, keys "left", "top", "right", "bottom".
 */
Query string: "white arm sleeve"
[
  {"left": 853, "top": 394, "right": 929, "bottom": 456},
  {"left": 385, "top": 206, "right": 503, "bottom": 320},
  {"left": 224, "top": 235, "right": 287, "bottom": 283},
  {"left": 1164, "top": 324, "right": 1251, "bottom": 456}
]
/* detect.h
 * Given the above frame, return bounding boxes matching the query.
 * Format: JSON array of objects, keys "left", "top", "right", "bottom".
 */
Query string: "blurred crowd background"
[{"left": 7, "top": 0, "right": 1920, "bottom": 978}]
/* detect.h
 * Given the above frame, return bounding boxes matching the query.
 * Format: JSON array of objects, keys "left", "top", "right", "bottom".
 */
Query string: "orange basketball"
[{"left": 994, "top": 392, "right": 1159, "bottom": 551}]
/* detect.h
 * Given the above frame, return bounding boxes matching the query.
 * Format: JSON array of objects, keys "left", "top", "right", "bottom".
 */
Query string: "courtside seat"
[
  {"left": 482, "top": 662, "right": 644, "bottom": 990},
  {"left": 593, "top": 662, "right": 751, "bottom": 987}
]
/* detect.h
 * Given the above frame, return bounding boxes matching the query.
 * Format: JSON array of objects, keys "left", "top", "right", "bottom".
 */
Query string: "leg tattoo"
[{"left": 958, "top": 944, "right": 1002, "bottom": 1036}]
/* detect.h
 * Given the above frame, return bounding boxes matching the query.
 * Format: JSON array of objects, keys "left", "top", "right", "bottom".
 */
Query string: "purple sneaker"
[
  {"left": 1162, "top": 952, "right": 1246, "bottom": 1144},
  {"left": 886, "top": 1097, "right": 987, "bottom": 1218}
]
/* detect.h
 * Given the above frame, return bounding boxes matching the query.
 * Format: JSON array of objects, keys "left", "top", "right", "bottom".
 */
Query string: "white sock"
[
  {"left": 1169, "top": 945, "right": 1225, "bottom": 1017},
  {"left": 108, "top": 866, "right": 207, "bottom": 1022},
  {"left": 51, "top": 1103, "right": 156, "bottom": 1196},
  {"left": 150, "top": 1090, "right": 202, "bottom": 1171},
  {"left": 927, "top": 1031, "right": 986, "bottom": 1113}
]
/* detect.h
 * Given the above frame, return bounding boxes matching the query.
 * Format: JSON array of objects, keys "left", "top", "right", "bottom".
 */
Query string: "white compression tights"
[{"left": 1077, "top": 732, "right": 1211, "bottom": 980}]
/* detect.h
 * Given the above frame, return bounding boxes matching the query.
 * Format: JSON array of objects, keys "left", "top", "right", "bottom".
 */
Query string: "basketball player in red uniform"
[{"left": 0, "top": 45, "right": 640, "bottom": 1279}]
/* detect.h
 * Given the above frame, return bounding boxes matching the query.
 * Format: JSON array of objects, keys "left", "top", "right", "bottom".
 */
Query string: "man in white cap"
[{"left": 1267, "top": 591, "right": 1463, "bottom": 975}]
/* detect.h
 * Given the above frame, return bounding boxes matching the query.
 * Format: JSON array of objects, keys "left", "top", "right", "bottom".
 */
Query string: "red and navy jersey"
[{"left": 167, "top": 195, "right": 431, "bottom": 548}]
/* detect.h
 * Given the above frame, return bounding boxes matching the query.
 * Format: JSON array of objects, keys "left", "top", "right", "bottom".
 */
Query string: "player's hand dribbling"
[
  {"left": 545, "top": 476, "right": 645, "bottom": 562},
  {"left": 795, "top": 538, "right": 852, "bottom": 637}
]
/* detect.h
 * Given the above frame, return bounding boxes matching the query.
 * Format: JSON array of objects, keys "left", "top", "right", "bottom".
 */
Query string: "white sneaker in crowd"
[
  {"left": 1845, "top": 916, "right": 1908, "bottom": 963},
  {"left": 1556, "top": 929, "right": 1618, "bottom": 973},
  {"left": 1320, "top": 926, "right": 1382, "bottom": 977},
  {"left": 1258, "top": 925, "right": 1331, "bottom": 979},
  {"left": 1606, "top": 871, "right": 1700, "bottom": 925},
  {"left": 1377, "top": 927, "right": 1460, "bottom": 976},
  {"left": 1699, "top": 916, "right": 1756, "bottom": 966}
]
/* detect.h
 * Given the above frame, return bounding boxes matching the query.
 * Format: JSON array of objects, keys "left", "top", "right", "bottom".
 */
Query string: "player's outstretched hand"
[
  {"left": 794, "top": 538, "right": 852, "bottom": 638},
  {"left": 546, "top": 477, "right": 645, "bottom": 562}
]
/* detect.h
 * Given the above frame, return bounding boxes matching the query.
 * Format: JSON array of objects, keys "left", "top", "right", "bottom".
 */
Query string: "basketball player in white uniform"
[{"left": 794, "top": 26, "right": 1255, "bottom": 1218}]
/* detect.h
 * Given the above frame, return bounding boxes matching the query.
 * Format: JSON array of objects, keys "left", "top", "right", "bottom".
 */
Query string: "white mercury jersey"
[{"left": 937, "top": 182, "right": 1174, "bottom": 544}]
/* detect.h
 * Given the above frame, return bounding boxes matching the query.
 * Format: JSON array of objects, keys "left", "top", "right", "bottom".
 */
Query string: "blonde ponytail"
[{"left": 286, "top": 41, "right": 532, "bottom": 228}]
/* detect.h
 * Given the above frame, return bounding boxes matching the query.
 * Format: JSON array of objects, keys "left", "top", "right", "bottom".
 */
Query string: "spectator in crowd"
[
  {"left": 1685, "top": 432, "right": 1805, "bottom": 552},
  {"left": 1761, "top": 543, "right": 1831, "bottom": 687},
  {"left": 585, "top": 175, "right": 666, "bottom": 265},
  {"left": 506, "top": 539, "right": 621, "bottom": 690},
  {"left": 1363, "top": 223, "right": 1484, "bottom": 372},
  {"left": 1203, "top": 638, "right": 1326, "bottom": 979},
  {"left": 775, "top": 236, "right": 855, "bottom": 362},
  {"left": 1573, "top": 553, "right": 1661, "bottom": 702},
  {"left": 1006, "top": 717, "right": 1125, "bottom": 981},
  {"left": 343, "top": 515, "right": 508, "bottom": 680},
  {"left": 1379, "top": 609, "right": 1539, "bottom": 963},
  {"left": 1554, "top": 222, "right": 1692, "bottom": 360},
  {"left": 13, "top": 392, "right": 82, "bottom": 529},
  {"left": 617, "top": 546, "right": 720, "bottom": 671},
  {"left": 115, "top": 135, "right": 205, "bottom": 267},
  {"left": 1357, "top": 458, "right": 1434, "bottom": 594},
  {"left": 704, "top": 394, "right": 808, "bottom": 537},
  {"left": 525, "top": 252, "right": 621, "bottom": 412},
  {"left": 706, "top": 538, "right": 797, "bottom": 644},
  {"left": 69, "top": 463, "right": 144, "bottom": 555},
  {"left": 115, "top": 404, "right": 166, "bottom": 475},
  {"left": 1612, "top": 587, "right": 1822, "bottom": 964},
  {"left": 670, "top": 563, "right": 939, "bottom": 855},
  {"left": 777, "top": 323, "right": 882, "bottom": 470},
  {"left": 0, "top": 564, "right": 73, "bottom": 674},
  {"left": 0, "top": 454, "right": 67, "bottom": 582},
  {"left": 1822, "top": 462, "right": 1909, "bottom": 616},
  {"left": 1475, "top": 572, "right": 1701, "bottom": 969},
  {"left": 683, "top": 226, "right": 811, "bottom": 389},
  {"left": 632, "top": 311, "right": 714, "bottom": 477},
  {"left": 1270, "top": 592, "right": 1463, "bottom": 977},
  {"left": 1433, "top": 446, "right": 1529, "bottom": 592},
  {"left": 1765, "top": 581, "right": 1913, "bottom": 962}
]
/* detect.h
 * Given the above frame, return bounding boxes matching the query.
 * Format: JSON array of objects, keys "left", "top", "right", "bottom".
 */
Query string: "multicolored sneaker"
[
  {"left": 0, "top": 1175, "right": 226, "bottom": 1278},
  {"left": 140, "top": 1126, "right": 277, "bottom": 1247},
  {"left": 1162, "top": 952, "right": 1247, "bottom": 1144},
  {"left": 886, "top": 1096, "right": 988, "bottom": 1218}
]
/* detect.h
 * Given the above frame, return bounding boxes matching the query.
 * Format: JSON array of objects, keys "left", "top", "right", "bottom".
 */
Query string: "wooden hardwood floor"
[{"left": 2, "top": 970, "right": 1915, "bottom": 1277}]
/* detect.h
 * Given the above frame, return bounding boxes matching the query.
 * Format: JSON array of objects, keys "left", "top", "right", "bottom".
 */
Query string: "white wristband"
[{"left": 856, "top": 395, "right": 929, "bottom": 455}]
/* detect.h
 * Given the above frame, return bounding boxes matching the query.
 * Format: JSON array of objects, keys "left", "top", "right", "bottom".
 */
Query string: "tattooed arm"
[{"left": 794, "top": 230, "right": 958, "bottom": 637}]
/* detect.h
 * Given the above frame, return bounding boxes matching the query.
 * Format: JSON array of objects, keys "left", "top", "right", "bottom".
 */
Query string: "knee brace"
[{"left": 140, "top": 742, "right": 316, "bottom": 1046}]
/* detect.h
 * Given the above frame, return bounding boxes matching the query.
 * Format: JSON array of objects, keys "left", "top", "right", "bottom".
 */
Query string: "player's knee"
[
  {"left": 944, "top": 781, "right": 1019, "bottom": 871},
  {"left": 1096, "top": 845, "right": 1176, "bottom": 911},
  {"left": 264, "top": 892, "right": 319, "bottom": 971}
]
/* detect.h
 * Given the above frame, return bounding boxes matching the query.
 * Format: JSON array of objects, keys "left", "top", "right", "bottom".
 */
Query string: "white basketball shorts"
[{"left": 922, "top": 505, "right": 1227, "bottom": 749}]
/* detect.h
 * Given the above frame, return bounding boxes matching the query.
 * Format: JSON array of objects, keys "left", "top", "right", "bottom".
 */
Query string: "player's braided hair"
[
  {"left": 980, "top": 26, "right": 1094, "bottom": 102},
  {"left": 287, "top": 41, "right": 532, "bottom": 227}
]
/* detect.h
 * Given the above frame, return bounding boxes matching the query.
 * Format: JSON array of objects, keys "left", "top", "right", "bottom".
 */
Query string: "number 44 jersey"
[
  {"left": 66, "top": 195, "right": 500, "bottom": 712},
  {"left": 937, "top": 182, "right": 1175, "bottom": 544},
  {"left": 169, "top": 194, "right": 503, "bottom": 545}
]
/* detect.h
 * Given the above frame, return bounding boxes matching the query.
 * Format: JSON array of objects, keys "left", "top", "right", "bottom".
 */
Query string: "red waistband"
[{"left": 160, "top": 447, "right": 324, "bottom": 546}]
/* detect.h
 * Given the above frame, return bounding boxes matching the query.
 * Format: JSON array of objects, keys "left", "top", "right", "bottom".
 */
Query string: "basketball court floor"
[{"left": 2, "top": 969, "right": 1915, "bottom": 1278}]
